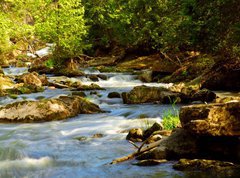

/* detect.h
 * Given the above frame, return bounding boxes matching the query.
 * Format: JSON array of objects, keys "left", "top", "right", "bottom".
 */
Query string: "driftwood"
[
  {"left": 128, "top": 140, "right": 139, "bottom": 149},
  {"left": 110, "top": 140, "right": 162, "bottom": 164}
]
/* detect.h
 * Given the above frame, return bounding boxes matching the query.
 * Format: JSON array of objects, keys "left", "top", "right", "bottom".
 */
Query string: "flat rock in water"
[{"left": 0, "top": 96, "right": 102, "bottom": 123}]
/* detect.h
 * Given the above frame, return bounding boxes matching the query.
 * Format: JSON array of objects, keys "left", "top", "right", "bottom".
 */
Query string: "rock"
[
  {"left": 146, "top": 134, "right": 162, "bottom": 144},
  {"left": 72, "top": 91, "right": 86, "bottom": 97},
  {"left": 180, "top": 101, "right": 240, "bottom": 136},
  {"left": 201, "top": 58, "right": 240, "bottom": 91},
  {"left": 50, "top": 78, "right": 104, "bottom": 90},
  {"left": 29, "top": 65, "right": 54, "bottom": 74},
  {"left": 88, "top": 75, "right": 99, "bottom": 82},
  {"left": 122, "top": 86, "right": 182, "bottom": 104},
  {"left": 55, "top": 68, "right": 85, "bottom": 77},
  {"left": 38, "top": 74, "right": 49, "bottom": 86},
  {"left": 191, "top": 88, "right": 216, "bottom": 103},
  {"left": 173, "top": 159, "right": 240, "bottom": 176},
  {"left": 108, "top": 92, "right": 121, "bottom": 98},
  {"left": 126, "top": 128, "right": 144, "bottom": 142},
  {"left": 0, "top": 67, "right": 3, "bottom": 74},
  {"left": 133, "top": 159, "right": 167, "bottom": 166},
  {"left": 137, "top": 129, "right": 198, "bottom": 160},
  {"left": 117, "top": 54, "right": 179, "bottom": 73},
  {"left": 0, "top": 96, "right": 102, "bottom": 123},
  {"left": 214, "top": 96, "right": 240, "bottom": 103},
  {"left": 138, "top": 70, "right": 153, "bottom": 83},
  {"left": 152, "top": 130, "right": 172, "bottom": 136},
  {"left": 143, "top": 122, "right": 164, "bottom": 139},
  {"left": 6, "top": 84, "right": 44, "bottom": 95},
  {"left": 90, "top": 91, "right": 99, "bottom": 95},
  {"left": 92, "top": 133, "right": 104, "bottom": 138},
  {"left": 77, "top": 83, "right": 104, "bottom": 91},
  {"left": 74, "top": 136, "right": 88, "bottom": 141},
  {"left": 97, "top": 74, "right": 108, "bottom": 80},
  {"left": 18, "top": 72, "right": 44, "bottom": 87},
  {"left": 159, "top": 55, "right": 215, "bottom": 83},
  {"left": 0, "top": 75, "right": 14, "bottom": 90}
]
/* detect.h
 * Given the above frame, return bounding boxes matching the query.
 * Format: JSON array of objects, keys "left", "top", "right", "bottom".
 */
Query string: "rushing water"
[{"left": 0, "top": 68, "right": 228, "bottom": 178}]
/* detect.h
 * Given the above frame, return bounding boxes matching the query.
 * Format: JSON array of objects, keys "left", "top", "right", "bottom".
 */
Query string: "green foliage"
[
  {"left": 83, "top": 0, "right": 184, "bottom": 52},
  {"left": 162, "top": 101, "right": 180, "bottom": 130},
  {"left": 44, "top": 58, "right": 55, "bottom": 68},
  {"left": 35, "top": 0, "right": 88, "bottom": 61},
  {"left": 0, "top": 0, "right": 239, "bottom": 63},
  {"left": 162, "top": 109, "right": 180, "bottom": 130}
]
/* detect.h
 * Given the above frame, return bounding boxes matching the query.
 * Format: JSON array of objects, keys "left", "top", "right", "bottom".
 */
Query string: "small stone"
[
  {"left": 92, "top": 133, "right": 104, "bottom": 138},
  {"left": 126, "top": 128, "right": 144, "bottom": 142},
  {"left": 72, "top": 91, "right": 86, "bottom": 97},
  {"left": 48, "top": 86, "right": 56, "bottom": 90},
  {"left": 108, "top": 92, "right": 121, "bottom": 98},
  {"left": 97, "top": 74, "right": 108, "bottom": 80},
  {"left": 143, "top": 122, "right": 164, "bottom": 139},
  {"left": 146, "top": 134, "right": 162, "bottom": 144},
  {"left": 88, "top": 75, "right": 99, "bottom": 82}
]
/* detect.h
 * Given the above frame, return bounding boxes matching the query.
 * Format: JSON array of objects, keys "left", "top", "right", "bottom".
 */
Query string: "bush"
[{"left": 162, "top": 109, "right": 180, "bottom": 130}]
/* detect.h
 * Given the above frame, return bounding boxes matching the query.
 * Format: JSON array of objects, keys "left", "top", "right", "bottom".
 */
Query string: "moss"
[
  {"left": 9, "top": 94, "right": 18, "bottom": 99},
  {"left": 36, "top": 96, "right": 45, "bottom": 100}
]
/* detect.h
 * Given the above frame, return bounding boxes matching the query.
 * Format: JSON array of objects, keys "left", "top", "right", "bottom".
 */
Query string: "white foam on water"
[{"left": 0, "top": 157, "right": 53, "bottom": 170}]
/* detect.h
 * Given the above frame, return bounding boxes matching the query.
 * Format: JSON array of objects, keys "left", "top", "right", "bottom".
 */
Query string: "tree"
[{"left": 35, "top": 0, "right": 87, "bottom": 62}]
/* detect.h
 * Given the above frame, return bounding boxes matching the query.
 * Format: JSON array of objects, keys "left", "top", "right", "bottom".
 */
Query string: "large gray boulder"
[{"left": 0, "top": 96, "right": 102, "bottom": 123}]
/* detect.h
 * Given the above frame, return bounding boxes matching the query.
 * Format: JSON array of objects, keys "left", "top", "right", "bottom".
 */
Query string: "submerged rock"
[
  {"left": 180, "top": 101, "right": 240, "bottom": 136},
  {"left": 0, "top": 96, "right": 102, "bottom": 123}
]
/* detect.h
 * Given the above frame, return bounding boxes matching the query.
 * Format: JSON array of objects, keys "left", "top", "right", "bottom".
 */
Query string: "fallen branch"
[
  {"left": 128, "top": 140, "right": 139, "bottom": 149},
  {"left": 110, "top": 140, "right": 162, "bottom": 164},
  {"left": 160, "top": 51, "right": 181, "bottom": 66}
]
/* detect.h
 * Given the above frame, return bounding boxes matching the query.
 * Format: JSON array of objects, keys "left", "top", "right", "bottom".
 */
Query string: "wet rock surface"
[
  {"left": 122, "top": 85, "right": 216, "bottom": 104},
  {"left": 108, "top": 92, "right": 121, "bottom": 98},
  {"left": 126, "top": 128, "right": 144, "bottom": 142},
  {"left": 0, "top": 96, "right": 103, "bottom": 123},
  {"left": 173, "top": 159, "right": 240, "bottom": 177},
  {"left": 122, "top": 86, "right": 182, "bottom": 104},
  {"left": 180, "top": 101, "right": 240, "bottom": 136},
  {"left": 201, "top": 58, "right": 240, "bottom": 91}
]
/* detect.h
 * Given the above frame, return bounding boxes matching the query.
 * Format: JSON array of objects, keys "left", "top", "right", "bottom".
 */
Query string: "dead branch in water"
[
  {"left": 110, "top": 140, "right": 162, "bottom": 164},
  {"left": 128, "top": 140, "right": 139, "bottom": 149}
]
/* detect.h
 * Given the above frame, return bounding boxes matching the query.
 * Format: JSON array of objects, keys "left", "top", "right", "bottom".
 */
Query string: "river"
[{"left": 0, "top": 67, "right": 228, "bottom": 178}]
